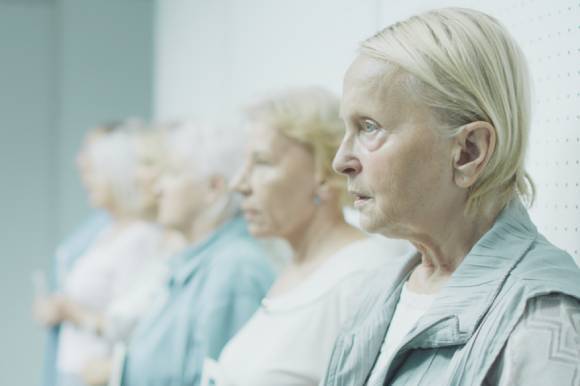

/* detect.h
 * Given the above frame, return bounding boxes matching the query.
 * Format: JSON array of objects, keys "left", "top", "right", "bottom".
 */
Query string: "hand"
[
  {"left": 32, "top": 294, "right": 65, "bottom": 327},
  {"left": 81, "top": 357, "right": 112, "bottom": 386}
]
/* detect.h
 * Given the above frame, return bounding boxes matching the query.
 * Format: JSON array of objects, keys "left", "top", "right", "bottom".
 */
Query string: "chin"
[
  {"left": 158, "top": 213, "right": 178, "bottom": 230},
  {"left": 359, "top": 216, "right": 380, "bottom": 234},
  {"left": 359, "top": 212, "right": 396, "bottom": 237},
  {"left": 247, "top": 224, "right": 270, "bottom": 239}
]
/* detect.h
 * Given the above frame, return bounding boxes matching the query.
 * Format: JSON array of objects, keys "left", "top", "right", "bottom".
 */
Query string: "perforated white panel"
[{"left": 378, "top": 0, "right": 580, "bottom": 264}]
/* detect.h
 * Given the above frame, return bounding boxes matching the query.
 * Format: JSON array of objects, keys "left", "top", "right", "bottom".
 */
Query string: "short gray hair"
[{"left": 168, "top": 120, "right": 245, "bottom": 182}]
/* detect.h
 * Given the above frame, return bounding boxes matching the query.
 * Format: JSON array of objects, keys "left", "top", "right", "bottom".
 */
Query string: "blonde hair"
[
  {"left": 245, "top": 87, "right": 349, "bottom": 205},
  {"left": 361, "top": 7, "right": 534, "bottom": 215},
  {"left": 133, "top": 123, "right": 170, "bottom": 171}
]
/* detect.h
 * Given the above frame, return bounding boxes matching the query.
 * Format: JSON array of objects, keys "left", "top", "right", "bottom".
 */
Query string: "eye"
[{"left": 360, "top": 119, "right": 380, "bottom": 134}]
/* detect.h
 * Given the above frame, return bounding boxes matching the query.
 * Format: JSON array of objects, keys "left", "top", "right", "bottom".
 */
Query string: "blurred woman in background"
[
  {"left": 37, "top": 123, "right": 115, "bottom": 386},
  {"left": 80, "top": 123, "right": 186, "bottom": 386},
  {"left": 203, "top": 87, "right": 412, "bottom": 386},
  {"left": 119, "top": 121, "right": 275, "bottom": 386},
  {"left": 34, "top": 122, "right": 167, "bottom": 386}
]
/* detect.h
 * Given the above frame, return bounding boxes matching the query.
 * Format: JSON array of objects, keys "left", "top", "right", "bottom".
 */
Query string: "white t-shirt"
[
  {"left": 102, "top": 250, "right": 173, "bottom": 343},
  {"left": 57, "top": 221, "right": 164, "bottom": 375},
  {"left": 366, "top": 282, "right": 436, "bottom": 385},
  {"left": 202, "top": 237, "right": 413, "bottom": 386}
]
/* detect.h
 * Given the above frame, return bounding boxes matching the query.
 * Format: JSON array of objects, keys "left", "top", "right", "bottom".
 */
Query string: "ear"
[
  {"left": 452, "top": 121, "right": 496, "bottom": 189},
  {"left": 315, "top": 178, "right": 334, "bottom": 202},
  {"left": 209, "top": 174, "right": 226, "bottom": 190},
  {"left": 205, "top": 174, "right": 227, "bottom": 202}
]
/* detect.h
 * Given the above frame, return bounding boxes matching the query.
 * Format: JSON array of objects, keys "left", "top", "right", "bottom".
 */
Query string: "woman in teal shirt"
[{"left": 120, "top": 122, "right": 275, "bottom": 386}]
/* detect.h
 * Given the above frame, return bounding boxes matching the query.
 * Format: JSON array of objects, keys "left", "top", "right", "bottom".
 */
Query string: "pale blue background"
[{"left": 0, "top": 0, "right": 153, "bottom": 384}]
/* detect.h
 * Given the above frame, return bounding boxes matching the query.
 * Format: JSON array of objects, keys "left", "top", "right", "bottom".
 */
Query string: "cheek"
[
  {"left": 373, "top": 137, "right": 451, "bottom": 215},
  {"left": 250, "top": 169, "right": 289, "bottom": 215},
  {"left": 249, "top": 167, "right": 313, "bottom": 230},
  {"left": 162, "top": 181, "right": 187, "bottom": 210},
  {"left": 360, "top": 130, "right": 389, "bottom": 152}
]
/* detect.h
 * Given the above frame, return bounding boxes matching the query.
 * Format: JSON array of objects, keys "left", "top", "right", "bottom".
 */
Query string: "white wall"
[
  {"left": 155, "top": 0, "right": 580, "bottom": 264},
  {"left": 57, "top": 0, "right": 155, "bottom": 239},
  {"left": 154, "top": 0, "right": 380, "bottom": 124}
]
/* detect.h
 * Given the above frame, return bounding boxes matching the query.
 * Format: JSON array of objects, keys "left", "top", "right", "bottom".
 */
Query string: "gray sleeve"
[{"left": 484, "top": 294, "right": 580, "bottom": 386}]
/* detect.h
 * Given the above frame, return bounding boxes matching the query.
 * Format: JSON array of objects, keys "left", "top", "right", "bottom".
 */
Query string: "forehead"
[
  {"left": 247, "top": 121, "right": 293, "bottom": 152},
  {"left": 341, "top": 55, "right": 416, "bottom": 122}
]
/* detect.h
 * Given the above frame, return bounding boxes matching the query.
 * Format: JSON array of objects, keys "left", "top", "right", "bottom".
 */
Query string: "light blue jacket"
[
  {"left": 41, "top": 212, "right": 111, "bottom": 386},
  {"left": 322, "top": 200, "right": 580, "bottom": 386},
  {"left": 121, "top": 216, "right": 275, "bottom": 386}
]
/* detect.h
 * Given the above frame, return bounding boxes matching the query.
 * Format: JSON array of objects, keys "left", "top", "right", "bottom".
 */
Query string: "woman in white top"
[
  {"left": 202, "top": 87, "right": 413, "bottom": 386},
  {"left": 34, "top": 122, "right": 170, "bottom": 386}
]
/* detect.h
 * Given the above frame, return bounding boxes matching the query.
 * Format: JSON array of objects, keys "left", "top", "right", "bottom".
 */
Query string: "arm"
[
  {"left": 485, "top": 294, "right": 580, "bottom": 386},
  {"left": 33, "top": 294, "right": 106, "bottom": 335},
  {"left": 81, "top": 357, "right": 113, "bottom": 386}
]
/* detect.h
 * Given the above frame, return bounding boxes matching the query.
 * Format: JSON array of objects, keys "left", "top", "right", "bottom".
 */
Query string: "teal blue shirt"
[{"left": 122, "top": 216, "right": 275, "bottom": 386}]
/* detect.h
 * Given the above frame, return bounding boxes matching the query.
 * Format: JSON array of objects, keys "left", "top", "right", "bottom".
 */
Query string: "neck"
[
  {"left": 285, "top": 204, "right": 357, "bottom": 266},
  {"left": 184, "top": 194, "right": 233, "bottom": 245},
  {"left": 408, "top": 205, "right": 500, "bottom": 294},
  {"left": 109, "top": 210, "right": 134, "bottom": 228}
]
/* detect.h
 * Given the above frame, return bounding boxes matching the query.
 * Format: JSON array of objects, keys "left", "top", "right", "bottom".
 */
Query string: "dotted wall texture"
[{"left": 379, "top": 0, "right": 580, "bottom": 264}]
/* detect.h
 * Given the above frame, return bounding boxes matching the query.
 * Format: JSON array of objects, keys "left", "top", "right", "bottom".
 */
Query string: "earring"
[{"left": 313, "top": 195, "right": 322, "bottom": 206}]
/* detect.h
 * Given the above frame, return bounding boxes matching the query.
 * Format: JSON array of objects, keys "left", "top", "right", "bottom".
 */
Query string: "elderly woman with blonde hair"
[
  {"left": 202, "top": 87, "right": 412, "bottom": 386},
  {"left": 322, "top": 7, "right": 580, "bottom": 386}
]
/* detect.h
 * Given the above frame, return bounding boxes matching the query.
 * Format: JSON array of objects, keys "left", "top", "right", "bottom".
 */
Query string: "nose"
[
  {"left": 154, "top": 175, "right": 168, "bottom": 199},
  {"left": 229, "top": 161, "right": 251, "bottom": 196},
  {"left": 332, "top": 134, "right": 361, "bottom": 176}
]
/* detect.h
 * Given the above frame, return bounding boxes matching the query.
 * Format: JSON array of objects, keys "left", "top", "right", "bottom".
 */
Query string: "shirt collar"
[
  {"left": 168, "top": 216, "right": 246, "bottom": 288},
  {"left": 405, "top": 199, "right": 537, "bottom": 348}
]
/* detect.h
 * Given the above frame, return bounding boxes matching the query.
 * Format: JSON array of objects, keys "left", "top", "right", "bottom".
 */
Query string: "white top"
[
  {"left": 102, "top": 250, "right": 173, "bottom": 343},
  {"left": 366, "top": 282, "right": 436, "bottom": 385},
  {"left": 202, "top": 237, "right": 413, "bottom": 386},
  {"left": 57, "top": 221, "right": 165, "bottom": 375}
]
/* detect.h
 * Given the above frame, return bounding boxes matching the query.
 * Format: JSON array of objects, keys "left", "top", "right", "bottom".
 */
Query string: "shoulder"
[
  {"left": 486, "top": 294, "right": 580, "bottom": 385},
  {"left": 508, "top": 234, "right": 580, "bottom": 297},
  {"left": 511, "top": 294, "right": 580, "bottom": 345},
  {"left": 210, "top": 230, "right": 273, "bottom": 274},
  {"left": 202, "top": 233, "right": 275, "bottom": 297}
]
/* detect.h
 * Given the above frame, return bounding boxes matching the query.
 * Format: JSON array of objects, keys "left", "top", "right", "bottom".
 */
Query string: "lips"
[
  {"left": 241, "top": 206, "right": 259, "bottom": 220},
  {"left": 348, "top": 189, "right": 372, "bottom": 208}
]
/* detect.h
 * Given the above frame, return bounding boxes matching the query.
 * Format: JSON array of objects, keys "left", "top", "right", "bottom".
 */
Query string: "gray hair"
[{"left": 87, "top": 120, "right": 142, "bottom": 216}]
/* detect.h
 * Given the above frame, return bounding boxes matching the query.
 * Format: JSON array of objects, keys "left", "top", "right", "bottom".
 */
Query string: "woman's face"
[
  {"left": 76, "top": 131, "right": 117, "bottom": 211},
  {"left": 333, "top": 55, "right": 462, "bottom": 238},
  {"left": 76, "top": 131, "right": 103, "bottom": 196},
  {"left": 85, "top": 169, "right": 116, "bottom": 211},
  {"left": 134, "top": 144, "right": 164, "bottom": 217},
  {"left": 232, "top": 122, "right": 319, "bottom": 239},
  {"left": 157, "top": 152, "right": 208, "bottom": 233}
]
